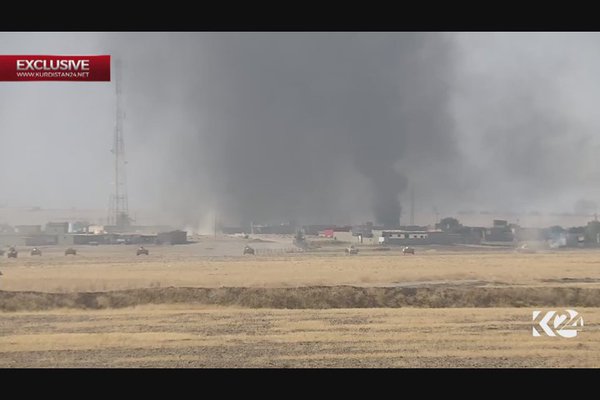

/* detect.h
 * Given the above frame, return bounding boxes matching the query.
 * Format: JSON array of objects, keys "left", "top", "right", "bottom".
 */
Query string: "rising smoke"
[
  {"left": 105, "top": 33, "right": 459, "bottom": 228},
  {"left": 2, "top": 33, "right": 600, "bottom": 229}
]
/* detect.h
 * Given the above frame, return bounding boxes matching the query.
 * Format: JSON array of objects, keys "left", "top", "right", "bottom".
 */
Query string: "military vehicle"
[
  {"left": 7, "top": 247, "right": 17, "bottom": 258},
  {"left": 402, "top": 246, "right": 415, "bottom": 255},
  {"left": 345, "top": 245, "right": 359, "bottom": 255},
  {"left": 136, "top": 246, "right": 149, "bottom": 256}
]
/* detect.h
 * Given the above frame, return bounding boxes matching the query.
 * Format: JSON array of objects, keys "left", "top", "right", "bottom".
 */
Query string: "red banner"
[{"left": 0, "top": 55, "right": 110, "bottom": 81}]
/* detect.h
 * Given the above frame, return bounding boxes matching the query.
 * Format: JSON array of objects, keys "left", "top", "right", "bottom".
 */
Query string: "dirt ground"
[
  {"left": 0, "top": 306, "right": 597, "bottom": 367},
  {"left": 1, "top": 238, "right": 599, "bottom": 367},
  {"left": 1, "top": 239, "right": 600, "bottom": 292}
]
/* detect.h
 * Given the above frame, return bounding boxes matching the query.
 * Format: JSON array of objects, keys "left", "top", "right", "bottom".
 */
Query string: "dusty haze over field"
[{"left": 1, "top": 33, "right": 600, "bottom": 229}]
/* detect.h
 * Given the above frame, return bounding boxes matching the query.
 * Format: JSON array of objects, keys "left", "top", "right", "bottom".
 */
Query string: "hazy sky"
[{"left": 1, "top": 32, "right": 600, "bottom": 228}]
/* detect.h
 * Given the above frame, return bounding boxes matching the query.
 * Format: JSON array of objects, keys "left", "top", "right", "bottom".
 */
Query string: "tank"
[{"left": 7, "top": 247, "right": 18, "bottom": 258}]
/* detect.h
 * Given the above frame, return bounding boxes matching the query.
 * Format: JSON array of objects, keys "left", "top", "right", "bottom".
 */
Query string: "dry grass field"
[
  {"left": 1, "top": 242, "right": 600, "bottom": 292},
  {"left": 1, "top": 306, "right": 598, "bottom": 367},
  {"left": 1, "top": 240, "right": 599, "bottom": 367}
]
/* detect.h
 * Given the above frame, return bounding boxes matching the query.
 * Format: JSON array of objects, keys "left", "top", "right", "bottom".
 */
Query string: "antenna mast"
[
  {"left": 108, "top": 58, "right": 130, "bottom": 229},
  {"left": 410, "top": 184, "right": 415, "bottom": 226}
]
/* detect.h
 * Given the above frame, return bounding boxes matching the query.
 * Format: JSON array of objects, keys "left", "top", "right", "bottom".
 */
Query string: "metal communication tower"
[
  {"left": 410, "top": 184, "right": 415, "bottom": 226},
  {"left": 107, "top": 59, "right": 130, "bottom": 228}
]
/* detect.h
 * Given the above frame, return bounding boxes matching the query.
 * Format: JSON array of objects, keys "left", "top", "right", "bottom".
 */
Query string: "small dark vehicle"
[
  {"left": 31, "top": 247, "right": 42, "bottom": 256},
  {"left": 345, "top": 245, "right": 359, "bottom": 255},
  {"left": 65, "top": 248, "right": 77, "bottom": 256},
  {"left": 137, "top": 246, "right": 149, "bottom": 256},
  {"left": 7, "top": 247, "right": 18, "bottom": 258},
  {"left": 243, "top": 245, "right": 255, "bottom": 255},
  {"left": 402, "top": 246, "right": 415, "bottom": 255}
]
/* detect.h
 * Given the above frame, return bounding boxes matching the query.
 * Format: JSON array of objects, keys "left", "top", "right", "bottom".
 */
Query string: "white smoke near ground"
[{"left": 183, "top": 209, "right": 218, "bottom": 236}]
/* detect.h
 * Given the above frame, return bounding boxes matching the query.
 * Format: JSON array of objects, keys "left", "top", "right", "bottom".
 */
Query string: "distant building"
[
  {"left": 585, "top": 220, "right": 600, "bottom": 246},
  {"left": 69, "top": 221, "right": 90, "bottom": 233},
  {"left": 46, "top": 222, "right": 69, "bottom": 235},
  {"left": 255, "top": 225, "right": 296, "bottom": 235},
  {"left": 157, "top": 230, "right": 187, "bottom": 245},
  {"left": 463, "top": 227, "right": 485, "bottom": 244},
  {"left": 25, "top": 235, "right": 57, "bottom": 246},
  {"left": 381, "top": 230, "right": 463, "bottom": 246},
  {"left": 56, "top": 234, "right": 75, "bottom": 246},
  {"left": 14, "top": 225, "right": 41, "bottom": 235},
  {"left": 400, "top": 225, "right": 430, "bottom": 232},
  {"left": 514, "top": 227, "right": 545, "bottom": 242},
  {"left": 333, "top": 226, "right": 352, "bottom": 232},
  {"left": 303, "top": 225, "right": 334, "bottom": 236},
  {"left": 104, "top": 225, "right": 173, "bottom": 234},
  {"left": 88, "top": 225, "right": 106, "bottom": 234},
  {"left": 481, "top": 226, "right": 514, "bottom": 245},
  {"left": 318, "top": 229, "right": 335, "bottom": 238},
  {"left": 471, "top": 219, "right": 515, "bottom": 245},
  {"left": 0, "top": 234, "right": 27, "bottom": 247},
  {"left": 566, "top": 233, "right": 585, "bottom": 247},
  {"left": 352, "top": 223, "right": 374, "bottom": 238},
  {"left": 72, "top": 234, "right": 108, "bottom": 245}
]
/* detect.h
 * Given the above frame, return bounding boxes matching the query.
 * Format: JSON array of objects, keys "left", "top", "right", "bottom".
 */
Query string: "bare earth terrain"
[
  {"left": 1, "top": 306, "right": 598, "bottom": 367},
  {"left": 1, "top": 238, "right": 599, "bottom": 367}
]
